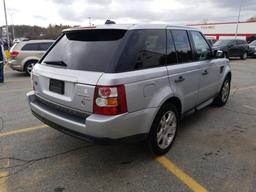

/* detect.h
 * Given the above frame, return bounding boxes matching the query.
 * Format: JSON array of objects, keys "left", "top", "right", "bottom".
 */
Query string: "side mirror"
[{"left": 212, "top": 50, "right": 224, "bottom": 58}]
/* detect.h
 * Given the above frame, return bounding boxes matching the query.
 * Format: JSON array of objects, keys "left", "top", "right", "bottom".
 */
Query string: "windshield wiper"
[{"left": 44, "top": 60, "right": 67, "bottom": 67}]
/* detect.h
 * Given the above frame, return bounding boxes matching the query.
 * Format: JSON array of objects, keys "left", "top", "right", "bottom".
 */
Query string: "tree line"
[{"left": 0, "top": 24, "right": 72, "bottom": 40}]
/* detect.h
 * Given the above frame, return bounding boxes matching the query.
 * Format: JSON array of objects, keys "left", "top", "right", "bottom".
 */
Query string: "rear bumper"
[
  {"left": 9, "top": 60, "right": 23, "bottom": 71},
  {"left": 27, "top": 91, "right": 156, "bottom": 141}
]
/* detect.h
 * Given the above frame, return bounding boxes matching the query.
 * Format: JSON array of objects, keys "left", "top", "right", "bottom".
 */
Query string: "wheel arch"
[
  {"left": 156, "top": 96, "right": 182, "bottom": 121},
  {"left": 23, "top": 59, "right": 39, "bottom": 71}
]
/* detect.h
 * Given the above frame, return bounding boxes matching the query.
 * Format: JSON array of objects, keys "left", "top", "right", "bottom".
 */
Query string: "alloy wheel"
[{"left": 157, "top": 111, "right": 177, "bottom": 149}]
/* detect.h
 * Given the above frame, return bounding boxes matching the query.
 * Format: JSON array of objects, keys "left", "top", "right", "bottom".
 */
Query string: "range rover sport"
[{"left": 27, "top": 24, "right": 231, "bottom": 155}]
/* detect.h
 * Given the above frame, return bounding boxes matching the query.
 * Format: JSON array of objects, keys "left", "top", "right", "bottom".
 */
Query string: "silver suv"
[
  {"left": 9, "top": 40, "right": 54, "bottom": 75},
  {"left": 27, "top": 24, "right": 231, "bottom": 154}
]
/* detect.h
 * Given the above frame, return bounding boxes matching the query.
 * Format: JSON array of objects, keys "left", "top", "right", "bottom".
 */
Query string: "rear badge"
[{"left": 81, "top": 98, "right": 86, "bottom": 106}]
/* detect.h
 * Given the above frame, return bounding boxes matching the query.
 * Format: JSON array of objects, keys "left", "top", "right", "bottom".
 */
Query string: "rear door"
[
  {"left": 166, "top": 29, "right": 201, "bottom": 113},
  {"left": 189, "top": 31, "right": 220, "bottom": 104}
]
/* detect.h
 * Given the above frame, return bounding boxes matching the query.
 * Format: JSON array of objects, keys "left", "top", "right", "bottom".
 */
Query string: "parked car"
[
  {"left": 27, "top": 24, "right": 231, "bottom": 155},
  {"left": 248, "top": 40, "right": 256, "bottom": 57},
  {"left": 212, "top": 39, "right": 249, "bottom": 60},
  {"left": 9, "top": 40, "right": 54, "bottom": 75}
]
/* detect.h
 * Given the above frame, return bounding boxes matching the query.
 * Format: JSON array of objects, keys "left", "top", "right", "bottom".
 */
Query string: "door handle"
[
  {"left": 175, "top": 76, "right": 185, "bottom": 83},
  {"left": 202, "top": 70, "right": 208, "bottom": 76},
  {"left": 220, "top": 66, "right": 224, "bottom": 73}
]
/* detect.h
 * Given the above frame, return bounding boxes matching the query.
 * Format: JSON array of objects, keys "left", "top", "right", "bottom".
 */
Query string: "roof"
[{"left": 63, "top": 24, "right": 200, "bottom": 32}]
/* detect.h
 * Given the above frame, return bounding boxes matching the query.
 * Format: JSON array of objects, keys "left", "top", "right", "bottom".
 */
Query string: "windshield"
[
  {"left": 249, "top": 40, "right": 256, "bottom": 46},
  {"left": 213, "top": 40, "right": 232, "bottom": 46},
  {"left": 41, "top": 29, "right": 127, "bottom": 72}
]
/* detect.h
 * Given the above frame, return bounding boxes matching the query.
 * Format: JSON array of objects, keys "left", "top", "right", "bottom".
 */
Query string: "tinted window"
[
  {"left": 116, "top": 29, "right": 166, "bottom": 72},
  {"left": 39, "top": 42, "right": 53, "bottom": 51},
  {"left": 191, "top": 31, "right": 211, "bottom": 61},
  {"left": 167, "top": 30, "right": 178, "bottom": 65},
  {"left": 171, "top": 30, "right": 193, "bottom": 63},
  {"left": 229, "top": 40, "right": 236, "bottom": 45},
  {"left": 22, "top": 43, "right": 39, "bottom": 51},
  {"left": 237, "top": 40, "right": 247, "bottom": 45},
  {"left": 42, "top": 29, "right": 127, "bottom": 73},
  {"left": 42, "top": 29, "right": 126, "bottom": 72}
]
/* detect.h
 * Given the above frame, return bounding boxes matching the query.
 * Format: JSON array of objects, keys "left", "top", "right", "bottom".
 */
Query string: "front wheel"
[
  {"left": 214, "top": 77, "right": 231, "bottom": 107},
  {"left": 223, "top": 52, "right": 228, "bottom": 59},
  {"left": 241, "top": 52, "right": 247, "bottom": 60},
  {"left": 147, "top": 103, "right": 179, "bottom": 155}
]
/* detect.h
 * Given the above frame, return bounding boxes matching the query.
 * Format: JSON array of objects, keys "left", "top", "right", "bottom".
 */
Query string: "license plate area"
[{"left": 49, "top": 79, "right": 64, "bottom": 95}]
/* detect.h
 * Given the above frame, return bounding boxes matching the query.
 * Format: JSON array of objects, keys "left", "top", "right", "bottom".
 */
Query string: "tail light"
[
  {"left": 10, "top": 51, "right": 19, "bottom": 58},
  {"left": 93, "top": 85, "right": 127, "bottom": 115}
]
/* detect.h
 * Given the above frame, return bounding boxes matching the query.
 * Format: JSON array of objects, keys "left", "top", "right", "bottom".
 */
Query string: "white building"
[{"left": 188, "top": 21, "right": 256, "bottom": 42}]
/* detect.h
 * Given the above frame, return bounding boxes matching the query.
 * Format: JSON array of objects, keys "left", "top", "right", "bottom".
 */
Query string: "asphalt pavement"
[{"left": 0, "top": 59, "right": 256, "bottom": 192}]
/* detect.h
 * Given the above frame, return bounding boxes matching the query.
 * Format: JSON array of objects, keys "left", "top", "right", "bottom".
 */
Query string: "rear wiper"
[{"left": 44, "top": 60, "right": 67, "bottom": 67}]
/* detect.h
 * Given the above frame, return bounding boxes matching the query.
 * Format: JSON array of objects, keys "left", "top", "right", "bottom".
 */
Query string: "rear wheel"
[
  {"left": 24, "top": 60, "right": 37, "bottom": 75},
  {"left": 214, "top": 77, "right": 231, "bottom": 107},
  {"left": 148, "top": 103, "right": 179, "bottom": 155},
  {"left": 241, "top": 52, "right": 247, "bottom": 60}
]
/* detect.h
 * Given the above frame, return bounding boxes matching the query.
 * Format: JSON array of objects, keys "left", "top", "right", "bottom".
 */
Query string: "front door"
[{"left": 189, "top": 31, "right": 220, "bottom": 104}]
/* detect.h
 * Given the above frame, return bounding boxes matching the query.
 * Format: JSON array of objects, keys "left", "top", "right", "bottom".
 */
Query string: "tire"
[
  {"left": 223, "top": 52, "right": 229, "bottom": 59},
  {"left": 241, "top": 52, "right": 247, "bottom": 60},
  {"left": 24, "top": 60, "right": 37, "bottom": 75},
  {"left": 214, "top": 77, "right": 231, "bottom": 107},
  {"left": 147, "top": 103, "right": 179, "bottom": 155}
]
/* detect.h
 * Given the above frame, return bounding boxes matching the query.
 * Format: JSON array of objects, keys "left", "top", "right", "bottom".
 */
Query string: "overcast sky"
[{"left": 0, "top": 0, "right": 255, "bottom": 27}]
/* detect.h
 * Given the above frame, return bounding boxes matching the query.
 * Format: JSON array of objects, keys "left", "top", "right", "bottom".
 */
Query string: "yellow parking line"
[
  {"left": 0, "top": 172, "right": 8, "bottom": 192},
  {"left": 0, "top": 88, "right": 30, "bottom": 94},
  {"left": 243, "top": 105, "right": 256, "bottom": 111},
  {"left": 0, "top": 125, "right": 48, "bottom": 138},
  {"left": 5, "top": 78, "right": 30, "bottom": 83},
  {"left": 156, "top": 156, "right": 208, "bottom": 192},
  {"left": 230, "top": 85, "right": 256, "bottom": 93}
]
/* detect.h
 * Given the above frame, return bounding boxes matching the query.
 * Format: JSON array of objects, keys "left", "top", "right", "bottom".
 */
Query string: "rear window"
[
  {"left": 39, "top": 42, "right": 53, "bottom": 51},
  {"left": 41, "top": 29, "right": 127, "bottom": 72},
  {"left": 171, "top": 30, "right": 193, "bottom": 63},
  {"left": 115, "top": 29, "right": 166, "bottom": 72},
  {"left": 22, "top": 43, "right": 39, "bottom": 51}
]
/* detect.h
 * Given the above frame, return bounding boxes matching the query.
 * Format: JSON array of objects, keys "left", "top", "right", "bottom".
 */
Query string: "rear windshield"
[
  {"left": 41, "top": 29, "right": 127, "bottom": 72},
  {"left": 249, "top": 40, "right": 256, "bottom": 46}
]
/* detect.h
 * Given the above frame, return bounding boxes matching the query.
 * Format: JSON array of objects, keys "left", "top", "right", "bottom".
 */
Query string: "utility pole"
[
  {"left": 235, "top": 0, "right": 242, "bottom": 39},
  {"left": 3, "top": 0, "right": 10, "bottom": 50},
  {"left": 10, "top": 13, "right": 15, "bottom": 40},
  {"left": 88, "top": 17, "right": 92, "bottom": 26}
]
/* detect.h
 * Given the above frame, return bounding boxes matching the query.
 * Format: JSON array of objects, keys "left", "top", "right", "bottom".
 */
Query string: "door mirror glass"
[{"left": 214, "top": 50, "right": 224, "bottom": 58}]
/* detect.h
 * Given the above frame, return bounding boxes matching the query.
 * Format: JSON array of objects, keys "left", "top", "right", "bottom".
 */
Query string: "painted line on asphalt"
[
  {"left": 0, "top": 172, "right": 8, "bottom": 192},
  {"left": 230, "top": 85, "right": 256, "bottom": 93},
  {"left": 5, "top": 78, "right": 30, "bottom": 83},
  {"left": 156, "top": 156, "right": 208, "bottom": 192},
  {"left": 0, "top": 125, "right": 48, "bottom": 138},
  {"left": 243, "top": 105, "right": 256, "bottom": 111},
  {"left": 0, "top": 88, "right": 30, "bottom": 94}
]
